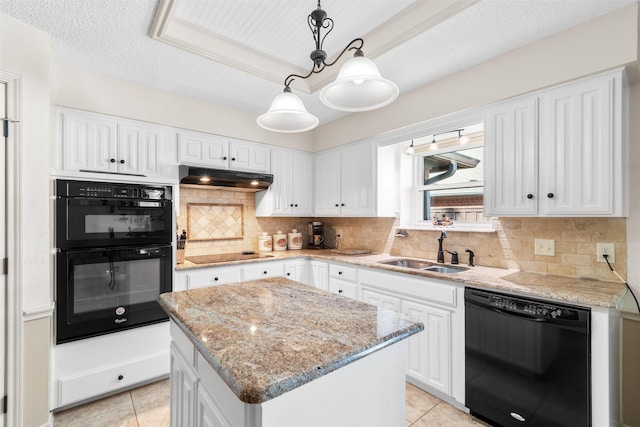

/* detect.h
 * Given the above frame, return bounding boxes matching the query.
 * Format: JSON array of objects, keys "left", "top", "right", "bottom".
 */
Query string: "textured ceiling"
[{"left": 0, "top": 0, "right": 635, "bottom": 127}]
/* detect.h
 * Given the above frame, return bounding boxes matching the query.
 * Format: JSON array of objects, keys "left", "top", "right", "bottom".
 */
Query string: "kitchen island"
[{"left": 159, "top": 277, "right": 424, "bottom": 427}]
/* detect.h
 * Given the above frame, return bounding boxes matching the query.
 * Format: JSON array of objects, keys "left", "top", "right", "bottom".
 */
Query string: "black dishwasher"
[{"left": 465, "top": 288, "right": 590, "bottom": 427}]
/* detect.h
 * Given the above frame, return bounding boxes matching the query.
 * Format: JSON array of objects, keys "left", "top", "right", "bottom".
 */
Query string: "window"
[{"left": 409, "top": 123, "right": 490, "bottom": 229}]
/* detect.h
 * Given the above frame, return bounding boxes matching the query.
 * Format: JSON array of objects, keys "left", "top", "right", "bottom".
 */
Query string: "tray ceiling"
[{"left": 0, "top": 0, "right": 635, "bottom": 126}]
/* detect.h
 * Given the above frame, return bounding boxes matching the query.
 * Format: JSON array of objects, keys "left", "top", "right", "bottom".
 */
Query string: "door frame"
[{"left": 1, "top": 69, "right": 23, "bottom": 427}]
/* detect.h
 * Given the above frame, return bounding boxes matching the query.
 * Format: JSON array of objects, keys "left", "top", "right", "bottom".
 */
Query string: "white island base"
[{"left": 170, "top": 321, "right": 408, "bottom": 427}]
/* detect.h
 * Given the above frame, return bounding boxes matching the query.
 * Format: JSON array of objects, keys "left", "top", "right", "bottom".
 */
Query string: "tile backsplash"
[{"left": 178, "top": 187, "right": 626, "bottom": 281}]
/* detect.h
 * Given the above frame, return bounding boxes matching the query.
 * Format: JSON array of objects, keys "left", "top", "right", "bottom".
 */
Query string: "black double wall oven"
[{"left": 55, "top": 180, "right": 173, "bottom": 344}]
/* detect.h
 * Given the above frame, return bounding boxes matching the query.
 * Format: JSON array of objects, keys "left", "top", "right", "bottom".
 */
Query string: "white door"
[{"left": 0, "top": 81, "right": 7, "bottom": 427}]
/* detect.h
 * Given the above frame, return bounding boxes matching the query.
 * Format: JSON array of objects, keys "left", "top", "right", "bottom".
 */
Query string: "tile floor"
[{"left": 53, "top": 379, "right": 488, "bottom": 427}]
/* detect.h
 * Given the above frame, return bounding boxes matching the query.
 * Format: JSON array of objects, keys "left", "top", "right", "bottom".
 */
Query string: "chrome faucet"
[{"left": 437, "top": 230, "right": 446, "bottom": 263}]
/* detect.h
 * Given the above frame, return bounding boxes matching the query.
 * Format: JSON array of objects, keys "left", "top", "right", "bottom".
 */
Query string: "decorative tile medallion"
[{"left": 187, "top": 203, "right": 244, "bottom": 241}]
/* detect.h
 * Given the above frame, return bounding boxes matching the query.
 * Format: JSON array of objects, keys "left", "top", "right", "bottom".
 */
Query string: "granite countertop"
[
  {"left": 176, "top": 249, "right": 628, "bottom": 309},
  {"left": 159, "top": 277, "right": 424, "bottom": 404}
]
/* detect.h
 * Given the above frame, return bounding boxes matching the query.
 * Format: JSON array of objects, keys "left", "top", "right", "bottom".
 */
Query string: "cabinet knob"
[
  {"left": 294, "top": 204, "right": 298, "bottom": 207},
  {"left": 341, "top": 203, "right": 345, "bottom": 207},
  {"left": 222, "top": 156, "right": 227, "bottom": 160},
  {"left": 290, "top": 204, "right": 294, "bottom": 207},
  {"left": 263, "top": 271, "right": 268, "bottom": 275},
  {"left": 527, "top": 194, "right": 533, "bottom": 199},
  {"left": 335, "top": 204, "right": 339, "bottom": 207},
  {"left": 231, "top": 157, "right": 236, "bottom": 161},
  {"left": 119, "top": 159, "right": 125, "bottom": 164},
  {"left": 110, "top": 158, "right": 116, "bottom": 163},
  {"left": 286, "top": 272, "right": 291, "bottom": 276},
  {"left": 213, "top": 277, "right": 219, "bottom": 281},
  {"left": 338, "top": 271, "right": 343, "bottom": 275},
  {"left": 547, "top": 193, "right": 554, "bottom": 199},
  {"left": 117, "top": 375, "right": 124, "bottom": 381},
  {"left": 338, "top": 289, "right": 343, "bottom": 294}
]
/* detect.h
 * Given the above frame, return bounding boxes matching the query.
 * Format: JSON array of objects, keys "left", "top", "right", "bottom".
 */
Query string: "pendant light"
[{"left": 257, "top": 1, "right": 398, "bottom": 133}]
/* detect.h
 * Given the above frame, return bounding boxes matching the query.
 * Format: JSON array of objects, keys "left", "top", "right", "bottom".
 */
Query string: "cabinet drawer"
[
  {"left": 329, "top": 264, "right": 358, "bottom": 282},
  {"left": 359, "top": 268, "right": 457, "bottom": 307},
  {"left": 57, "top": 351, "right": 168, "bottom": 408},
  {"left": 241, "top": 261, "right": 285, "bottom": 281},
  {"left": 187, "top": 267, "right": 241, "bottom": 289}
]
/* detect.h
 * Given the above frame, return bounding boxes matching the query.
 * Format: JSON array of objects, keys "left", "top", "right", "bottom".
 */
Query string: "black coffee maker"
[{"left": 307, "top": 221, "right": 324, "bottom": 248}]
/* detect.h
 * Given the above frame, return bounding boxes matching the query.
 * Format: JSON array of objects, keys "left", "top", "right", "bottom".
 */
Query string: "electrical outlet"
[
  {"left": 534, "top": 239, "right": 555, "bottom": 256},
  {"left": 596, "top": 243, "right": 615, "bottom": 263},
  {"left": 335, "top": 228, "right": 343, "bottom": 239}
]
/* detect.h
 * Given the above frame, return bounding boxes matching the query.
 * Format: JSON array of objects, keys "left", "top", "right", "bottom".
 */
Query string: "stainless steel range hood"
[{"left": 179, "top": 166, "right": 273, "bottom": 192}]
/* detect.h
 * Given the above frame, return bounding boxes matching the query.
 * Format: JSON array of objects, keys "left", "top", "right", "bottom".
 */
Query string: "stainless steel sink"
[
  {"left": 378, "top": 258, "right": 466, "bottom": 274},
  {"left": 378, "top": 259, "right": 435, "bottom": 269},
  {"left": 423, "top": 265, "right": 466, "bottom": 274}
]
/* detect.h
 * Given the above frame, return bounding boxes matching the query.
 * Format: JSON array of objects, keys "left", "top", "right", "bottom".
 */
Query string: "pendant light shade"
[
  {"left": 319, "top": 55, "right": 399, "bottom": 112},
  {"left": 257, "top": 1, "right": 399, "bottom": 132},
  {"left": 256, "top": 88, "right": 319, "bottom": 133}
]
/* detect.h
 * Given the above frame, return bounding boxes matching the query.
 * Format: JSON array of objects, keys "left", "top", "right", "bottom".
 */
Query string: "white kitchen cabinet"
[
  {"left": 177, "top": 129, "right": 270, "bottom": 173},
  {"left": 183, "top": 266, "right": 242, "bottom": 290},
  {"left": 59, "top": 108, "right": 169, "bottom": 178},
  {"left": 357, "top": 267, "right": 460, "bottom": 401},
  {"left": 402, "top": 299, "right": 451, "bottom": 395},
  {"left": 538, "top": 73, "right": 623, "bottom": 215},
  {"left": 310, "top": 260, "right": 329, "bottom": 291},
  {"left": 484, "top": 68, "right": 627, "bottom": 216},
  {"left": 315, "top": 141, "right": 376, "bottom": 217},
  {"left": 255, "top": 147, "right": 313, "bottom": 216},
  {"left": 328, "top": 263, "right": 359, "bottom": 299},
  {"left": 484, "top": 97, "right": 538, "bottom": 215},
  {"left": 52, "top": 322, "right": 170, "bottom": 410},
  {"left": 361, "top": 287, "right": 401, "bottom": 312},
  {"left": 177, "top": 129, "right": 228, "bottom": 169},
  {"left": 170, "top": 341, "right": 198, "bottom": 427},
  {"left": 241, "top": 260, "right": 285, "bottom": 281},
  {"left": 284, "top": 259, "right": 309, "bottom": 284}
]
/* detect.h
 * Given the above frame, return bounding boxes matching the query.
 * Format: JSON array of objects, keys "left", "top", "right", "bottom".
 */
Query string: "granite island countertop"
[
  {"left": 159, "top": 277, "right": 424, "bottom": 404},
  {"left": 176, "top": 249, "right": 629, "bottom": 310}
]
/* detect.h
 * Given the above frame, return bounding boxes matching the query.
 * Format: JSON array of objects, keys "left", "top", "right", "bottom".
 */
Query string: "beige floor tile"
[
  {"left": 53, "top": 391, "right": 134, "bottom": 426},
  {"left": 413, "top": 401, "right": 490, "bottom": 427},
  {"left": 55, "top": 398, "right": 138, "bottom": 427},
  {"left": 134, "top": 399, "right": 170, "bottom": 427},
  {"left": 406, "top": 383, "right": 440, "bottom": 424},
  {"left": 130, "top": 378, "right": 170, "bottom": 403}
]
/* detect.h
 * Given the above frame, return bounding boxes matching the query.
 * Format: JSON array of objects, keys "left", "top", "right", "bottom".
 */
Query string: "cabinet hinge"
[
  {"left": 1, "top": 117, "right": 19, "bottom": 138},
  {"left": 2, "top": 395, "right": 6, "bottom": 414},
  {"left": 2, "top": 258, "right": 7, "bottom": 275}
]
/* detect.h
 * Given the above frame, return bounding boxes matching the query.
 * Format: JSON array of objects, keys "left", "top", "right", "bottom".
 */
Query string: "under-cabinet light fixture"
[{"left": 257, "top": 0, "right": 399, "bottom": 133}]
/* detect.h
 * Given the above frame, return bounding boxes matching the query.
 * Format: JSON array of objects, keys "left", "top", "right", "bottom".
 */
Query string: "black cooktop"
[{"left": 185, "top": 252, "right": 273, "bottom": 264}]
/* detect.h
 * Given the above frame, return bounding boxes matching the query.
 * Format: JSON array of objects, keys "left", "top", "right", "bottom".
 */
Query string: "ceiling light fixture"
[
  {"left": 257, "top": 0, "right": 399, "bottom": 133},
  {"left": 406, "top": 140, "right": 415, "bottom": 155},
  {"left": 458, "top": 129, "right": 471, "bottom": 145}
]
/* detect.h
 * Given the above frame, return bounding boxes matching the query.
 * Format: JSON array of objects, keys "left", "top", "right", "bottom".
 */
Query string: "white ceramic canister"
[
  {"left": 287, "top": 229, "right": 302, "bottom": 250},
  {"left": 273, "top": 231, "right": 287, "bottom": 251},
  {"left": 258, "top": 232, "right": 272, "bottom": 252}
]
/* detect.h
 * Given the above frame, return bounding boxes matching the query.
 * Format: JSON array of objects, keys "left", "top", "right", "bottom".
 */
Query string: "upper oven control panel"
[{"left": 57, "top": 180, "right": 171, "bottom": 200}]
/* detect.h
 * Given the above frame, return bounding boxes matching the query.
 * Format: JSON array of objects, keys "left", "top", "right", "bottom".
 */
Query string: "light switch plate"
[{"left": 534, "top": 239, "right": 555, "bottom": 256}]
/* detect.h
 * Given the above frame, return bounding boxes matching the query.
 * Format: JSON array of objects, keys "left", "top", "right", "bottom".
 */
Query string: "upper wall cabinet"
[
  {"left": 255, "top": 147, "right": 313, "bottom": 217},
  {"left": 484, "top": 69, "right": 627, "bottom": 217},
  {"left": 315, "top": 141, "right": 377, "bottom": 217},
  {"left": 176, "top": 129, "right": 270, "bottom": 173},
  {"left": 59, "top": 108, "right": 174, "bottom": 179}
]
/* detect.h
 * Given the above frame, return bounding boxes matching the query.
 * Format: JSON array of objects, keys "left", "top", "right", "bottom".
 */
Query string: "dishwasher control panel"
[{"left": 488, "top": 294, "right": 580, "bottom": 320}]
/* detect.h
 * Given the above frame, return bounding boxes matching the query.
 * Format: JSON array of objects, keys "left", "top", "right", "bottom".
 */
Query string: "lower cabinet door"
[
  {"left": 328, "top": 279, "right": 358, "bottom": 300},
  {"left": 170, "top": 346, "right": 198, "bottom": 427},
  {"left": 402, "top": 300, "right": 451, "bottom": 395},
  {"left": 197, "top": 386, "right": 229, "bottom": 427},
  {"left": 361, "top": 287, "right": 401, "bottom": 312}
]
